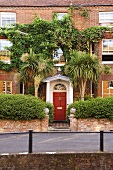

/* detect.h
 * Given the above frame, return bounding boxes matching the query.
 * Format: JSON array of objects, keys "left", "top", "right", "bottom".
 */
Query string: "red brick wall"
[
  {"left": 0, "top": 7, "right": 69, "bottom": 24},
  {"left": 0, "top": 6, "right": 113, "bottom": 29},
  {"left": 97, "top": 32, "right": 113, "bottom": 97},
  {"left": 0, "top": 116, "right": 49, "bottom": 132},
  {"left": 0, "top": 153, "right": 113, "bottom": 170},
  {"left": 70, "top": 114, "right": 113, "bottom": 132},
  {"left": 0, "top": 69, "right": 20, "bottom": 94},
  {"left": 1, "top": 6, "right": 113, "bottom": 97}
]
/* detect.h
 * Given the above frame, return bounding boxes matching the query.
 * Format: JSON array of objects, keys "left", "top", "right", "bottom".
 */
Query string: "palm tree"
[
  {"left": 20, "top": 48, "right": 55, "bottom": 97},
  {"left": 33, "top": 57, "right": 56, "bottom": 97},
  {"left": 64, "top": 50, "right": 104, "bottom": 101}
]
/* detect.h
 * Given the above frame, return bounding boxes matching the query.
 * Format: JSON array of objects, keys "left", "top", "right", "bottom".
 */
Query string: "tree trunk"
[
  {"left": 80, "top": 80, "right": 86, "bottom": 101},
  {"left": 34, "top": 84, "right": 39, "bottom": 97}
]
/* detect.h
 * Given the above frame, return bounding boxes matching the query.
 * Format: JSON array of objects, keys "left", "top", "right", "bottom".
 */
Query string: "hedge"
[
  {"left": 0, "top": 94, "right": 53, "bottom": 120},
  {"left": 67, "top": 97, "right": 113, "bottom": 121}
]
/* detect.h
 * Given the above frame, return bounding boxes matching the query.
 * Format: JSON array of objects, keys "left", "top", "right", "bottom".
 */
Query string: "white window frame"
[
  {"left": 102, "top": 39, "right": 113, "bottom": 64},
  {"left": 53, "top": 48, "right": 66, "bottom": 66},
  {"left": 99, "top": 12, "right": 113, "bottom": 27},
  {"left": 0, "top": 39, "right": 12, "bottom": 64},
  {"left": 102, "top": 81, "right": 113, "bottom": 98},
  {"left": 2, "top": 81, "right": 12, "bottom": 94},
  {"left": 1, "top": 12, "right": 16, "bottom": 27},
  {"left": 108, "top": 81, "right": 113, "bottom": 89},
  {"left": 57, "top": 13, "right": 67, "bottom": 20}
]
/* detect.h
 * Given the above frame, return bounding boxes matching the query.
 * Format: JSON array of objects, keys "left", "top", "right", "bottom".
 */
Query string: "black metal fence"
[{"left": 0, "top": 130, "right": 113, "bottom": 154}]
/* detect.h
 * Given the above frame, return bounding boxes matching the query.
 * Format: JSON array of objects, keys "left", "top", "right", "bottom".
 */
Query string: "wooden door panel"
[{"left": 53, "top": 92, "right": 66, "bottom": 121}]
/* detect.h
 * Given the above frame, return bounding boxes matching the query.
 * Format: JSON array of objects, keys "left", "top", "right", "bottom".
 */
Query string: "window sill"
[
  {"left": 54, "top": 63, "right": 65, "bottom": 66},
  {"left": 102, "top": 61, "right": 113, "bottom": 64}
]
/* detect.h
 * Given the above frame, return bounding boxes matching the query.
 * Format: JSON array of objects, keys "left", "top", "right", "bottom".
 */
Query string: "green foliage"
[
  {"left": 20, "top": 48, "right": 55, "bottom": 96},
  {"left": 84, "top": 95, "right": 93, "bottom": 101},
  {"left": 80, "top": 9, "right": 88, "bottom": 19},
  {"left": 0, "top": 94, "right": 46, "bottom": 120},
  {"left": 26, "top": 85, "right": 35, "bottom": 95},
  {"left": 45, "top": 102, "right": 54, "bottom": 123},
  {"left": 52, "top": 13, "right": 80, "bottom": 53},
  {"left": 82, "top": 26, "right": 110, "bottom": 43},
  {"left": 64, "top": 50, "right": 103, "bottom": 100},
  {"left": 65, "top": 51, "right": 103, "bottom": 84},
  {"left": 67, "top": 97, "right": 113, "bottom": 120},
  {"left": 104, "top": 65, "right": 111, "bottom": 74},
  {"left": 0, "top": 11, "right": 112, "bottom": 71},
  {"left": 0, "top": 61, "right": 13, "bottom": 71}
]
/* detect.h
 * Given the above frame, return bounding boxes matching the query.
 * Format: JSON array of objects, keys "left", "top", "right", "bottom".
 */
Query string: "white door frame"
[{"left": 43, "top": 74, "right": 73, "bottom": 106}]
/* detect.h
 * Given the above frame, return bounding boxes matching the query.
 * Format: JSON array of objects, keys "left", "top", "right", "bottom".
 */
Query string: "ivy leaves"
[{"left": 0, "top": 13, "right": 112, "bottom": 71}]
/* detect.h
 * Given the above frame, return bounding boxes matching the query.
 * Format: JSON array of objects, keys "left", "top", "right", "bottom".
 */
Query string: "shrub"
[
  {"left": 0, "top": 94, "right": 47, "bottom": 120},
  {"left": 45, "top": 102, "right": 54, "bottom": 123},
  {"left": 67, "top": 97, "right": 113, "bottom": 121}
]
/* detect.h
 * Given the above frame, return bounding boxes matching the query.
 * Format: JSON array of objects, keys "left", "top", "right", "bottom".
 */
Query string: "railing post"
[
  {"left": 29, "top": 129, "right": 33, "bottom": 153},
  {"left": 100, "top": 130, "right": 104, "bottom": 152}
]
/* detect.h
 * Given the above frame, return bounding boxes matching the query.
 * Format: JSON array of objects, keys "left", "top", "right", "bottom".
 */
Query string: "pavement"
[{"left": 0, "top": 131, "right": 113, "bottom": 154}]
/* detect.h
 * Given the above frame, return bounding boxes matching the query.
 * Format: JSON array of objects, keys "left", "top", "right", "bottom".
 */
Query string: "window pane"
[
  {"left": 6, "top": 82, "right": 11, "bottom": 94},
  {"left": 54, "top": 48, "right": 63, "bottom": 60},
  {"left": 99, "top": 12, "right": 113, "bottom": 24},
  {"left": 0, "top": 40, "right": 11, "bottom": 63},
  {"left": 0, "top": 40, "right": 12, "bottom": 51},
  {"left": 2, "top": 81, "right": 5, "bottom": 94},
  {"left": 109, "top": 40, "right": 113, "bottom": 51},
  {"left": 0, "top": 81, "right": 3, "bottom": 93},
  {"left": 1, "top": 12, "right": 16, "bottom": 27},
  {"left": 54, "top": 84, "right": 66, "bottom": 90},
  {"left": 103, "top": 40, "right": 108, "bottom": 51},
  {"left": 103, "top": 39, "right": 113, "bottom": 53},
  {"left": 57, "top": 13, "right": 67, "bottom": 20},
  {"left": 53, "top": 48, "right": 66, "bottom": 62},
  {"left": 0, "top": 81, "right": 12, "bottom": 94},
  {"left": 102, "top": 54, "right": 113, "bottom": 61}
]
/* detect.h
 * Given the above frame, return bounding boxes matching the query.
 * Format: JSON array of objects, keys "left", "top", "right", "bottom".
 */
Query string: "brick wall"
[
  {"left": 0, "top": 115, "right": 49, "bottom": 132},
  {"left": 0, "top": 6, "right": 113, "bottom": 29},
  {"left": 0, "top": 153, "right": 113, "bottom": 170},
  {"left": 70, "top": 114, "right": 113, "bottom": 131},
  {"left": 0, "top": 69, "right": 20, "bottom": 94},
  {"left": 4, "top": 5, "right": 112, "bottom": 99},
  {"left": 1, "top": 6, "right": 113, "bottom": 98}
]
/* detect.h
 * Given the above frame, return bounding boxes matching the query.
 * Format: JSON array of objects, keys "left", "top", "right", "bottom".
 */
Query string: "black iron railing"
[{"left": 0, "top": 130, "right": 112, "bottom": 154}]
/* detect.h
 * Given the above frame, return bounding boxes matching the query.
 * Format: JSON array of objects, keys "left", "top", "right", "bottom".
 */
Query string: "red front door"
[{"left": 53, "top": 92, "right": 66, "bottom": 121}]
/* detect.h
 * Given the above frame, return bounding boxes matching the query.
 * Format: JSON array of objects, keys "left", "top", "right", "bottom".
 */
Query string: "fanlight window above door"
[{"left": 54, "top": 84, "right": 66, "bottom": 90}]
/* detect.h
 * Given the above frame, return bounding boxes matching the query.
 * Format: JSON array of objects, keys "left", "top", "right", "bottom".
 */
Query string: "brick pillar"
[
  {"left": 70, "top": 114, "right": 78, "bottom": 131},
  {"left": 41, "top": 115, "right": 49, "bottom": 132}
]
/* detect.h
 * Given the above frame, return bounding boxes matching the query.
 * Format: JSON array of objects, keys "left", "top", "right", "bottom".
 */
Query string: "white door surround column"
[
  {"left": 69, "top": 82, "right": 73, "bottom": 104},
  {"left": 43, "top": 74, "right": 73, "bottom": 105},
  {"left": 46, "top": 81, "right": 50, "bottom": 102}
]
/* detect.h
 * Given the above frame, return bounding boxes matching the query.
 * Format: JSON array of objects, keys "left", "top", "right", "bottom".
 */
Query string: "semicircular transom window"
[{"left": 54, "top": 84, "right": 66, "bottom": 90}]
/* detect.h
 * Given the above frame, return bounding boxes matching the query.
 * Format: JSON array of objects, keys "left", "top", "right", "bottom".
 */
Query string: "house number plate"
[{"left": 57, "top": 107, "right": 62, "bottom": 109}]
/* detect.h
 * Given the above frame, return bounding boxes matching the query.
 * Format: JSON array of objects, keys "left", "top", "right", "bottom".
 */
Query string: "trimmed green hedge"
[
  {"left": 0, "top": 94, "right": 53, "bottom": 120},
  {"left": 67, "top": 97, "right": 113, "bottom": 120}
]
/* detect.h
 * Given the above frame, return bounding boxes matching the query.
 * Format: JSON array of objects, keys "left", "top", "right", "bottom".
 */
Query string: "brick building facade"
[{"left": 0, "top": 0, "right": 113, "bottom": 120}]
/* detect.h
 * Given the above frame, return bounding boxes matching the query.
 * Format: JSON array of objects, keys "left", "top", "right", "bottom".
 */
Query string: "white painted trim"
[
  {"left": 46, "top": 82, "right": 50, "bottom": 102},
  {"left": 43, "top": 74, "right": 70, "bottom": 82},
  {"left": 54, "top": 63, "right": 65, "bottom": 66},
  {"left": 23, "top": 83, "right": 24, "bottom": 95},
  {"left": 44, "top": 75, "right": 73, "bottom": 107}
]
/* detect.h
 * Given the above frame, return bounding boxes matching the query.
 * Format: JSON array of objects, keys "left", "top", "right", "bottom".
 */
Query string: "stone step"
[{"left": 48, "top": 127, "right": 70, "bottom": 132}]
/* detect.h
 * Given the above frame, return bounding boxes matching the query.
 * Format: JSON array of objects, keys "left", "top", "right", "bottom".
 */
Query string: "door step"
[
  {"left": 48, "top": 121, "right": 70, "bottom": 132},
  {"left": 48, "top": 126, "right": 70, "bottom": 132}
]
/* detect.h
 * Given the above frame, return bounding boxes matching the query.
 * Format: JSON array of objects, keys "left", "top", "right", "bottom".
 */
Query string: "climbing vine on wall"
[{"left": 0, "top": 11, "right": 111, "bottom": 71}]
